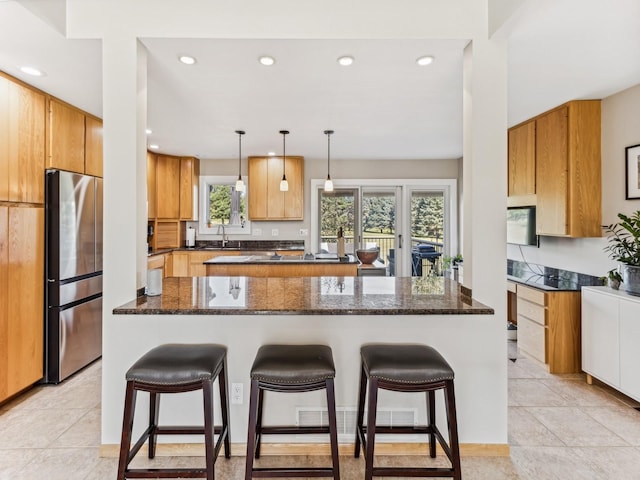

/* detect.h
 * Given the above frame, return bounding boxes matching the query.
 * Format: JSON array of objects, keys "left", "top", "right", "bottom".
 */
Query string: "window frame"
[{"left": 198, "top": 175, "right": 252, "bottom": 235}]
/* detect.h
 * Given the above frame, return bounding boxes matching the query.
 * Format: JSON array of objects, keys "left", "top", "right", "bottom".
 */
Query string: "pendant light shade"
[
  {"left": 324, "top": 129, "right": 334, "bottom": 192},
  {"left": 279, "top": 130, "right": 289, "bottom": 192},
  {"left": 235, "top": 130, "right": 245, "bottom": 192}
]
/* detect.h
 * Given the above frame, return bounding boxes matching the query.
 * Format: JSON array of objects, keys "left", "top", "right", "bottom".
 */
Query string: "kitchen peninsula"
[{"left": 105, "top": 276, "right": 504, "bottom": 456}]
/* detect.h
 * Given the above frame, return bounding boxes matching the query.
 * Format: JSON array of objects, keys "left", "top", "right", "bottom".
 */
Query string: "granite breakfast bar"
[{"left": 105, "top": 276, "right": 505, "bottom": 457}]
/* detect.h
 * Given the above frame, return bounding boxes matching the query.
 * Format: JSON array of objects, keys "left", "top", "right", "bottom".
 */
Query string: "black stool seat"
[
  {"left": 361, "top": 344, "right": 454, "bottom": 384},
  {"left": 250, "top": 344, "right": 335, "bottom": 384},
  {"left": 355, "top": 343, "right": 461, "bottom": 480},
  {"left": 117, "top": 343, "right": 231, "bottom": 480},
  {"left": 245, "top": 344, "right": 340, "bottom": 480},
  {"left": 127, "top": 343, "right": 227, "bottom": 385}
]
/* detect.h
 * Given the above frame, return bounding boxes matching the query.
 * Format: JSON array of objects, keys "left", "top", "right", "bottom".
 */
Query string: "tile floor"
[{"left": 1, "top": 339, "right": 640, "bottom": 479}]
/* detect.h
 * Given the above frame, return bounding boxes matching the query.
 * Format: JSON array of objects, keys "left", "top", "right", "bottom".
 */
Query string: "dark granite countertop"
[
  {"left": 204, "top": 254, "right": 358, "bottom": 265},
  {"left": 114, "top": 276, "right": 493, "bottom": 316},
  {"left": 507, "top": 259, "right": 603, "bottom": 292},
  {"left": 148, "top": 240, "right": 305, "bottom": 257}
]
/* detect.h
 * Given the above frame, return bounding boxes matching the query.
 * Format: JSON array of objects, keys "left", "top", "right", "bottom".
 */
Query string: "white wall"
[{"left": 507, "top": 83, "right": 640, "bottom": 277}]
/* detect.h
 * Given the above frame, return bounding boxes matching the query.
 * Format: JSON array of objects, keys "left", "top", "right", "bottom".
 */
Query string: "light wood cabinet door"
[
  {"left": 535, "top": 101, "right": 601, "bottom": 237},
  {"left": 155, "top": 155, "right": 181, "bottom": 219},
  {"left": 248, "top": 156, "right": 304, "bottom": 220},
  {"left": 0, "top": 205, "right": 44, "bottom": 402},
  {"left": 171, "top": 252, "right": 190, "bottom": 277},
  {"left": 536, "top": 106, "right": 568, "bottom": 236},
  {"left": 47, "top": 99, "right": 85, "bottom": 174},
  {"left": 179, "top": 156, "right": 199, "bottom": 220},
  {"left": 0, "top": 76, "right": 46, "bottom": 203},
  {"left": 84, "top": 116, "right": 103, "bottom": 177},
  {"left": 507, "top": 120, "right": 536, "bottom": 206},
  {"left": 147, "top": 152, "right": 157, "bottom": 219}
]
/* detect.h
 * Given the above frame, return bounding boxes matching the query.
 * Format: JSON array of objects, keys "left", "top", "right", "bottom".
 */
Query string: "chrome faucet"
[{"left": 217, "top": 224, "right": 229, "bottom": 248}]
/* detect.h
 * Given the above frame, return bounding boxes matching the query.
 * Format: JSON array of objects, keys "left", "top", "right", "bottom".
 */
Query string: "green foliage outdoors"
[{"left": 209, "top": 185, "right": 245, "bottom": 224}]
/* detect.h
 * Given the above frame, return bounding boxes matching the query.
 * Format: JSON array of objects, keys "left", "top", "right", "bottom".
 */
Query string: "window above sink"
[{"left": 199, "top": 175, "right": 252, "bottom": 235}]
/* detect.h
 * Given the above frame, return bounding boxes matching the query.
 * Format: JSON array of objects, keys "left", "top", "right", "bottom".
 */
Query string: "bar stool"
[
  {"left": 245, "top": 344, "right": 340, "bottom": 480},
  {"left": 117, "top": 343, "right": 231, "bottom": 480},
  {"left": 354, "top": 343, "right": 461, "bottom": 480}
]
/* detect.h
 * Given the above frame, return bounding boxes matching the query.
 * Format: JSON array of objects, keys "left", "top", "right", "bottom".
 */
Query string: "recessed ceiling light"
[
  {"left": 416, "top": 55, "right": 435, "bottom": 66},
  {"left": 267, "top": 151, "right": 276, "bottom": 156},
  {"left": 145, "top": 128, "right": 152, "bottom": 135},
  {"left": 259, "top": 56, "right": 275, "bottom": 66},
  {"left": 149, "top": 144, "right": 159, "bottom": 149},
  {"left": 178, "top": 55, "right": 196, "bottom": 65},
  {"left": 19, "top": 65, "right": 45, "bottom": 77},
  {"left": 337, "top": 56, "right": 354, "bottom": 66}
]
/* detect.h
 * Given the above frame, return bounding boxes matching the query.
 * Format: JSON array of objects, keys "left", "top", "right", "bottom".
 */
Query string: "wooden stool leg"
[
  {"left": 364, "top": 378, "right": 379, "bottom": 480},
  {"left": 354, "top": 363, "right": 367, "bottom": 458},
  {"left": 203, "top": 379, "right": 215, "bottom": 480},
  {"left": 117, "top": 382, "right": 137, "bottom": 480},
  {"left": 255, "top": 387, "right": 264, "bottom": 459},
  {"left": 245, "top": 379, "right": 260, "bottom": 480},
  {"left": 325, "top": 378, "right": 341, "bottom": 480},
  {"left": 427, "top": 390, "right": 436, "bottom": 458},
  {"left": 445, "top": 380, "right": 462, "bottom": 480},
  {"left": 148, "top": 391, "right": 160, "bottom": 459},
  {"left": 218, "top": 357, "right": 231, "bottom": 458}
]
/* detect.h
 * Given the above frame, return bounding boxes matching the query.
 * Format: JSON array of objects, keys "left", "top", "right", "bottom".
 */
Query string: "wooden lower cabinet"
[
  {"left": 0, "top": 205, "right": 44, "bottom": 403},
  {"left": 516, "top": 284, "right": 581, "bottom": 374},
  {"left": 206, "top": 263, "right": 357, "bottom": 277}
]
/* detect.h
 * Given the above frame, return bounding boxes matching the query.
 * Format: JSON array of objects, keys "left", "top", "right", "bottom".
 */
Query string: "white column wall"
[{"left": 64, "top": 0, "right": 508, "bottom": 446}]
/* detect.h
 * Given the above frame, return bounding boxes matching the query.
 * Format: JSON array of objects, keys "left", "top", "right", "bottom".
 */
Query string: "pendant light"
[
  {"left": 279, "top": 130, "right": 289, "bottom": 192},
  {"left": 324, "top": 129, "right": 334, "bottom": 192},
  {"left": 235, "top": 130, "right": 245, "bottom": 192}
]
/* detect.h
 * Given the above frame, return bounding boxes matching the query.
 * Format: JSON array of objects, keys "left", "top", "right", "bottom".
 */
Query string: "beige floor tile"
[
  {"left": 0, "top": 408, "right": 88, "bottom": 448},
  {"left": 510, "top": 446, "right": 601, "bottom": 480},
  {"left": 508, "top": 378, "right": 570, "bottom": 407},
  {"left": 572, "top": 446, "right": 640, "bottom": 480},
  {"left": 508, "top": 406, "right": 565, "bottom": 447},
  {"left": 52, "top": 407, "right": 101, "bottom": 448},
  {"left": 8, "top": 447, "right": 102, "bottom": 480},
  {"left": 583, "top": 404, "right": 640, "bottom": 446},
  {"left": 0, "top": 448, "right": 41, "bottom": 479},
  {"left": 526, "top": 406, "right": 629, "bottom": 447},
  {"left": 540, "top": 376, "right": 626, "bottom": 407}
]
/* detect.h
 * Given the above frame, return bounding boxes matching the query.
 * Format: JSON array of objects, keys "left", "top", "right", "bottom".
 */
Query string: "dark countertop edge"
[
  {"left": 113, "top": 307, "right": 495, "bottom": 315},
  {"left": 506, "top": 275, "right": 583, "bottom": 292},
  {"left": 204, "top": 258, "right": 359, "bottom": 265},
  {"left": 148, "top": 247, "right": 306, "bottom": 257}
]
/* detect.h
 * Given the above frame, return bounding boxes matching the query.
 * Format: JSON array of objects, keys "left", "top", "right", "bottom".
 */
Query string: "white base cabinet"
[{"left": 582, "top": 286, "right": 640, "bottom": 401}]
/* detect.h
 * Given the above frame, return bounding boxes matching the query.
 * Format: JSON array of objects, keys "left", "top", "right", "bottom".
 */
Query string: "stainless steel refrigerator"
[{"left": 44, "top": 169, "right": 103, "bottom": 384}]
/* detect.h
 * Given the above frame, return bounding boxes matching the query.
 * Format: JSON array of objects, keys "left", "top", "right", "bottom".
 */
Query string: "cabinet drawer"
[
  {"left": 516, "top": 297, "right": 546, "bottom": 325},
  {"left": 518, "top": 315, "right": 547, "bottom": 364},
  {"left": 517, "top": 285, "right": 546, "bottom": 305}
]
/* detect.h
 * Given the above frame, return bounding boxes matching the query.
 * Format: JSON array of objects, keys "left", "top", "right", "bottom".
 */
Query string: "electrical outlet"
[
  {"left": 299, "top": 228, "right": 308, "bottom": 236},
  {"left": 271, "top": 228, "right": 279, "bottom": 236},
  {"left": 231, "top": 383, "right": 243, "bottom": 405},
  {"left": 253, "top": 228, "right": 262, "bottom": 236}
]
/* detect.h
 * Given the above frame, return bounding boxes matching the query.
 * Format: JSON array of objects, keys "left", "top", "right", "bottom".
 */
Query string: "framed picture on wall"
[{"left": 625, "top": 144, "right": 640, "bottom": 199}]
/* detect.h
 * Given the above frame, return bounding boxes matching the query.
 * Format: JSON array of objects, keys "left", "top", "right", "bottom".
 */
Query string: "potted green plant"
[
  {"left": 604, "top": 211, "right": 640, "bottom": 295},
  {"left": 604, "top": 268, "right": 623, "bottom": 290}
]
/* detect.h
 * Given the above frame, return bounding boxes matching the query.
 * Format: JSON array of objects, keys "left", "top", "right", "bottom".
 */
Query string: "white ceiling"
[{"left": 1, "top": 0, "right": 639, "bottom": 162}]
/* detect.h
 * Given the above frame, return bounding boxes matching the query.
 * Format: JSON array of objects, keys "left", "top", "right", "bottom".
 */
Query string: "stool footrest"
[
  {"left": 259, "top": 426, "right": 331, "bottom": 435},
  {"left": 372, "top": 466, "right": 456, "bottom": 478},
  {"left": 154, "top": 425, "right": 226, "bottom": 435},
  {"left": 124, "top": 467, "right": 207, "bottom": 478},
  {"left": 252, "top": 467, "right": 336, "bottom": 478}
]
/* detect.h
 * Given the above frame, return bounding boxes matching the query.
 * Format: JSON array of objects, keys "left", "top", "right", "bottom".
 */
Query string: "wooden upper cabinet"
[
  {"left": 0, "top": 75, "right": 46, "bottom": 204},
  {"left": 536, "top": 101, "right": 601, "bottom": 237},
  {"left": 155, "top": 154, "right": 181, "bottom": 219},
  {"left": 179, "top": 156, "right": 199, "bottom": 221},
  {"left": 147, "top": 152, "right": 157, "bottom": 219},
  {"left": 507, "top": 120, "right": 536, "bottom": 207},
  {"left": 84, "top": 116, "right": 103, "bottom": 177},
  {"left": 47, "top": 99, "right": 85, "bottom": 173},
  {"left": 248, "top": 156, "right": 304, "bottom": 221}
]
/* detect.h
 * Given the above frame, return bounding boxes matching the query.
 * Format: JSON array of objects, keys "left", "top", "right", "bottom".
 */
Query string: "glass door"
[
  {"left": 319, "top": 188, "right": 358, "bottom": 255},
  {"left": 409, "top": 190, "right": 445, "bottom": 277},
  {"left": 360, "top": 188, "right": 400, "bottom": 276}
]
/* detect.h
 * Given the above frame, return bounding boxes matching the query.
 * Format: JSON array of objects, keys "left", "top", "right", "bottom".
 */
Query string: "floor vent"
[{"left": 296, "top": 407, "right": 418, "bottom": 441}]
